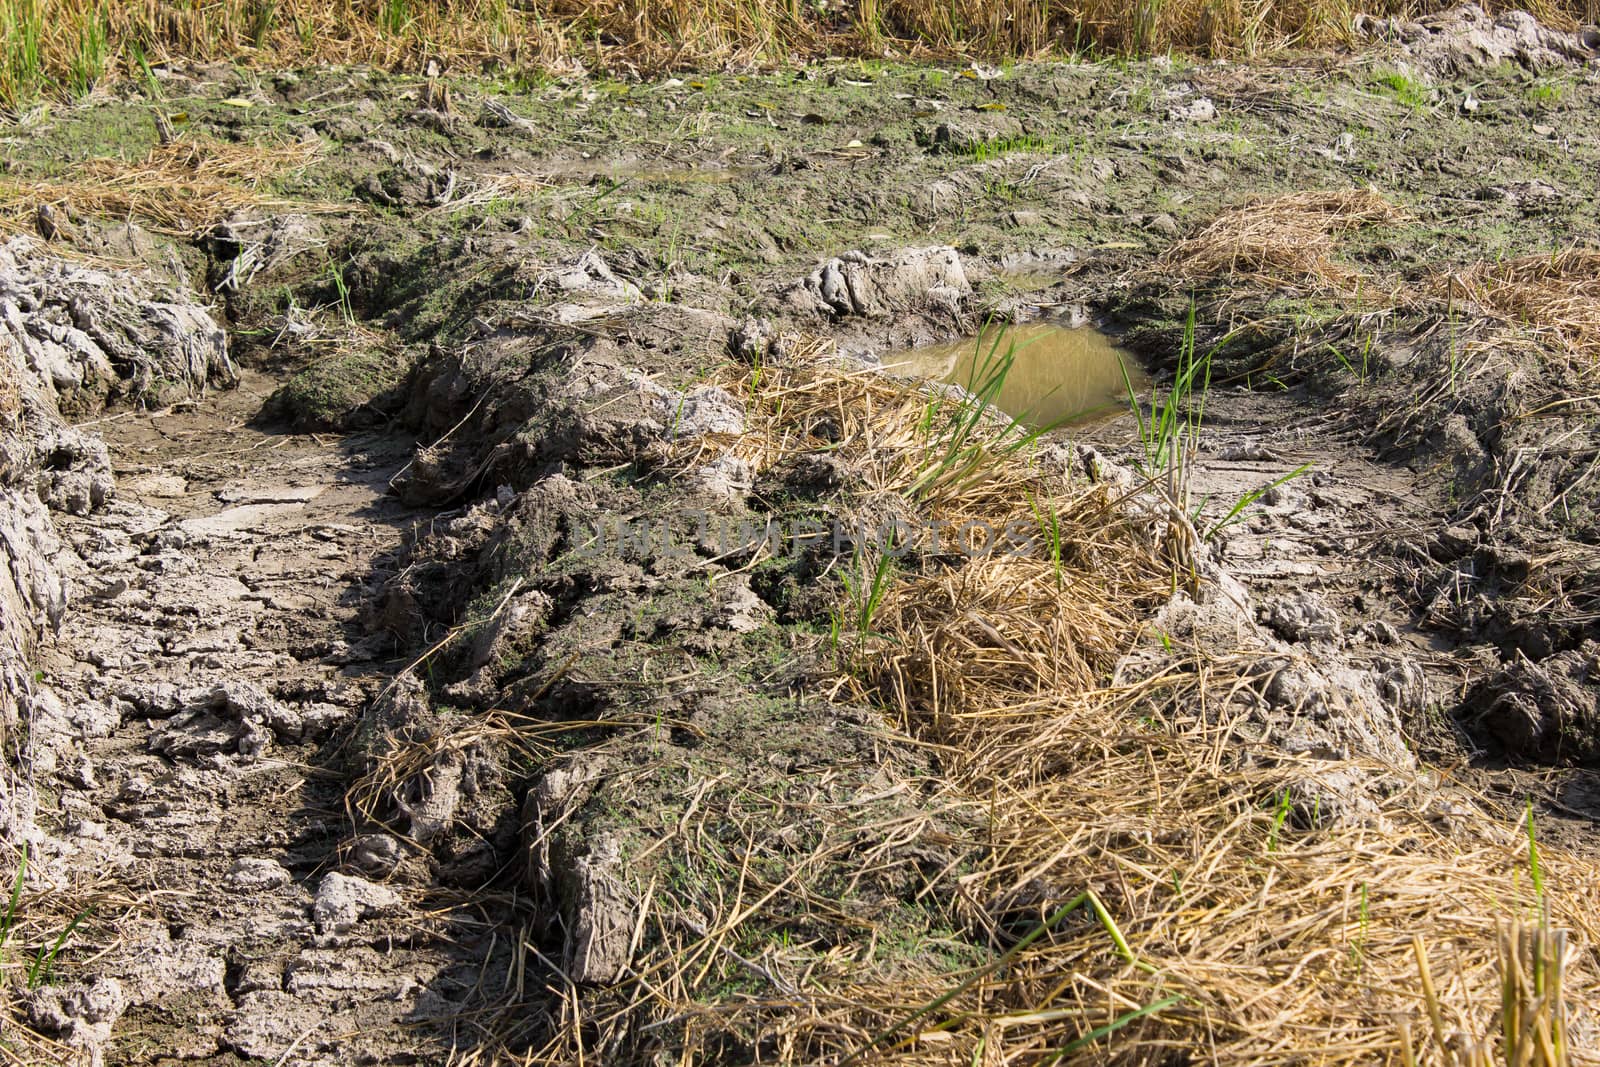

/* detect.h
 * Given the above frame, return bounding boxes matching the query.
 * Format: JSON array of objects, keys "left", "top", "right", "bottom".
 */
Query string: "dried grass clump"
[
  {"left": 585, "top": 349, "right": 1600, "bottom": 1066},
  {"left": 1163, "top": 189, "right": 1403, "bottom": 293},
  {"left": 848, "top": 562, "right": 1599, "bottom": 1065},
  {"left": 1441, "top": 249, "right": 1600, "bottom": 361},
  {"left": 0, "top": 135, "right": 326, "bottom": 235}
]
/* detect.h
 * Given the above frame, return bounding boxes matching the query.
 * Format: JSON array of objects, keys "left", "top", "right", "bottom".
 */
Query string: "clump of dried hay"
[
  {"left": 849, "top": 560, "right": 1595, "bottom": 1065},
  {"left": 0, "top": 135, "right": 326, "bottom": 235},
  {"left": 1162, "top": 189, "right": 1403, "bottom": 292},
  {"left": 1441, "top": 248, "right": 1600, "bottom": 361},
  {"left": 566, "top": 344, "right": 1600, "bottom": 1066}
]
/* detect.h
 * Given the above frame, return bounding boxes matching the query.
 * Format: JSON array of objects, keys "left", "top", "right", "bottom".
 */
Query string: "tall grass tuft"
[
  {"left": 379, "top": 0, "right": 413, "bottom": 38},
  {"left": 1122, "top": 303, "right": 1211, "bottom": 508},
  {"left": 248, "top": 0, "right": 278, "bottom": 49},
  {"left": 3, "top": 0, "right": 1597, "bottom": 108},
  {"left": 0, "top": 0, "right": 44, "bottom": 111},
  {"left": 66, "top": 3, "right": 108, "bottom": 100}
]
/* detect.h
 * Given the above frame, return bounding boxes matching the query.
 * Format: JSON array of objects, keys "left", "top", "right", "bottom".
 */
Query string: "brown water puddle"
[{"left": 884, "top": 323, "right": 1148, "bottom": 429}]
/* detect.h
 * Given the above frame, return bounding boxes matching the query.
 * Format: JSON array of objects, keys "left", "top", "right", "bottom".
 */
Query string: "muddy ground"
[{"left": 4, "top": 6, "right": 1600, "bottom": 1064}]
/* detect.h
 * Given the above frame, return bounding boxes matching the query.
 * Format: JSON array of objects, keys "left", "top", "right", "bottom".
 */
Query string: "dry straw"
[
  {"left": 0, "top": 134, "right": 326, "bottom": 235},
  {"left": 3, "top": 0, "right": 1596, "bottom": 108},
  {"left": 504, "top": 346, "right": 1600, "bottom": 1065},
  {"left": 1162, "top": 189, "right": 1404, "bottom": 294},
  {"left": 1440, "top": 249, "right": 1600, "bottom": 362}
]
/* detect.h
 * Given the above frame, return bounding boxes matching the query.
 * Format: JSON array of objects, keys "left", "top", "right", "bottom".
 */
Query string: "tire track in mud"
[{"left": 33, "top": 372, "right": 493, "bottom": 1065}]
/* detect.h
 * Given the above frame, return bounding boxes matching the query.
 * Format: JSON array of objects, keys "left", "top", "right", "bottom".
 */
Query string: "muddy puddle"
[{"left": 884, "top": 322, "right": 1148, "bottom": 428}]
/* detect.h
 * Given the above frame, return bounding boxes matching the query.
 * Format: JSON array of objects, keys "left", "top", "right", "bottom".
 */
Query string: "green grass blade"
[
  {"left": 28, "top": 906, "right": 92, "bottom": 988},
  {"left": 1, "top": 843, "right": 26, "bottom": 949},
  {"left": 1051, "top": 994, "right": 1186, "bottom": 1059},
  {"left": 1204, "top": 463, "right": 1312, "bottom": 540}
]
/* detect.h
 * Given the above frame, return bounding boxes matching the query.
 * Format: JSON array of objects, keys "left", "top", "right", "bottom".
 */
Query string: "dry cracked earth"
[{"left": 4, "top": 5, "right": 1600, "bottom": 1064}]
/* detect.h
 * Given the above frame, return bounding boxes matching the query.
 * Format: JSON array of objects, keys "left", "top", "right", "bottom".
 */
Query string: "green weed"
[
  {"left": 908, "top": 323, "right": 1057, "bottom": 504},
  {"left": 66, "top": 5, "right": 108, "bottom": 100},
  {"left": 1121, "top": 304, "right": 1213, "bottom": 503},
  {"left": 126, "top": 39, "right": 160, "bottom": 100},
  {"left": 1349, "top": 881, "right": 1369, "bottom": 977},
  {"left": 1, "top": 845, "right": 26, "bottom": 951},
  {"left": 1, "top": 847, "right": 92, "bottom": 989},
  {"left": 1206, "top": 463, "right": 1312, "bottom": 540},
  {"left": 1055, "top": 994, "right": 1188, "bottom": 1058},
  {"left": 962, "top": 133, "right": 1053, "bottom": 162},
  {"left": 1525, "top": 80, "right": 1562, "bottom": 108},
  {"left": 379, "top": 0, "right": 412, "bottom": 36},
  {"left": 1122, "top": 309, "right": 1307, "bottom": 542},
  {"left": 1374, "top": 69, "right": 1428, "bottom": 109},
  {"left": 326, "top": 259, "right": 356, "bottom": 327},
  {"left": 248, "top": 0, "right": 278, "bottom": 48},
  {"left": 1, "top": 0, "right": 45, "bottom": 110},
  {"left": 1527, "top": 797, "right": 1545, "bottom": 918},
  {"left": 838, "top": 549, "right": 896, "bottom": 645},
  {"left": 27, "top": 908, "right": 91, "bottom": 988},
  {"left": 1325, "top": 334, "right": 1374, "bottom": 385},
  {"left": 1026, "top": 490, "right": 1064, "bottom": 589},
  {"left": 1266, "top": 789, "right": 1292, "bottom": 852}
]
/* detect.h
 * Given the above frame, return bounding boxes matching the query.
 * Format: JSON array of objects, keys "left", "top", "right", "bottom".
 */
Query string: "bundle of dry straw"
[
  {"left": 1162, "top": 190, "right": 1403, "bottom": 294},
  {"left": 1440, "top": 249, "right": 1600, "bottom": 363},
  {"left": 0, "top": 135, "right": 325, "bottom": 235}
]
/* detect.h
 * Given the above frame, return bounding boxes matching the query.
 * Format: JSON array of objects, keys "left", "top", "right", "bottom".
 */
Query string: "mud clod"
[
  {"left": 0, "top": 237, "right": 234, "bottom": 413},
  {"left": 1467, "top": 644, "right": 1600, "bottom": 765},
  {"left": 558, "top": 833, "right": 635, "bottom": 984},
  {"left": 1263, "top": 592, "right": 1345, "bottom": 645},
  {"left": 227, "top": 857, "right": 294, "bottom": 890},
  {"left": 314, "top": 872, "right": 402, "bottom": 936},
  {"left": 1358, "top": 4, "right": 1600, "bottom": 74},
  {"left": 787, "top": 246, "right": 971, "bottom": 319},
  {"left": 27, "top": 978, "right": 129, "bottom": 1064}
]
